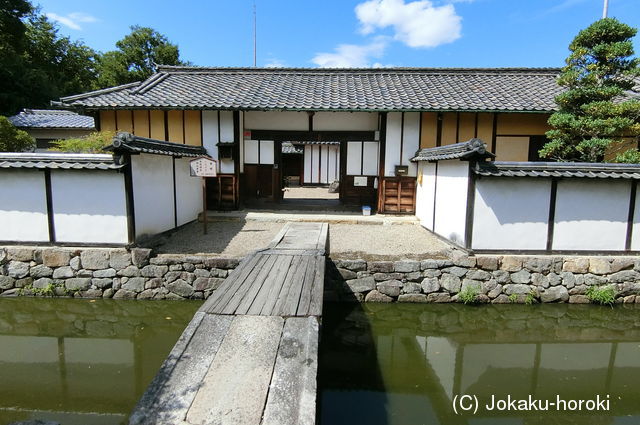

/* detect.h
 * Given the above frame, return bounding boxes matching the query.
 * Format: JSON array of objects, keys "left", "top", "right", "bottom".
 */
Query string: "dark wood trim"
[
  {"left": 546, "top": 178, "right": 558, "bottom": 251},
  {"left": 464, "top": 162, "right": 476, "bottom": 249},
  {"left": 491, "top": 113, "right": 498, "bottom": 154},
  {"left": 625, "top": 180, "right": 637, "bottom": 250},
  {"left": 172, "top": 157, "right": 178, "bottom": 228},
  {"left": 309, "top": 144, "right": 313, "bottom": 183},
  {"left": 148, "top": 110, "right": 151, "bottom": 137},
  {"left": 114, "top": 110, "right": 119, "bottom": 131},
  {"left": 249, "top": 130, "right": 375, "bottom": 142},
  {"left": 182, "top": 110, "right": 186, "bottom": 145},
  {"left": 495, "top": 134, "right": 541, "bottom": 137},
  {"left": 318, "top": 144, "right": 322, "bottom": 183},
  {"left": 123, "top": 153, "right": 136, "bottom": 244},
  {"left": 399, "top": 112, "right": 405, "bottom": 166},
  {"left": 130, "top": 110, "right": 135, "bottom": 134},
  {"left": 94, "top": 111, "right": 101, "bottom": 131},
  {"left": 455, "top": 112, "right": 460, "bottom": 143},
  {"left": 377, "top": 113, "right": 387, "bottom": 211},
  {"left": 359, "top": 142, "right": 364, "bottom": 176},
  {"left": 164, "top": 110, "right": 169, "bottom": 141},
  {"left": 308, "top": 112, "right": 314, "bottom": 132},
  {"left": 432, "top": 162, "right": 438, "bottom": 231},
  {"left": 44, "top": 169, "right": 55, "bottom": 243},
  {"left": 436, "top": 112, "right": 443, "bottom": 147},
  {"left": 339, "top": 140, "right": 348, "bottom": 202},
  {"left": 233, "top": 111, "right": 240, "bottom": 207},
  {"left": 474, "top": 113, "right": 478, "bottom": 138}
]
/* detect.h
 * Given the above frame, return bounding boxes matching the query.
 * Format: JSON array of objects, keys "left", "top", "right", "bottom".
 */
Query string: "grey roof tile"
[
  {"left": 474, "top": 162, "right": 640, "bottom": 179},
  {"left": 412, "top": 138, "right": 494, "bottom": 162},
  {"left": 107, "top": 132, "right": 206, "bottom": 157},
  {"left": 0, "top": 153, "right": 121, "bottom": 170},
  {"left": 57, "top": 67, "right": 563, "bottom": 112},
  {"left": 9, "top": 109, "right": 95, "bottom": 129}
]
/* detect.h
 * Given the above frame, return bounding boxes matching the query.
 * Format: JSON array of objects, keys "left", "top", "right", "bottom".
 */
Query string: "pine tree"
[{"left": 540, "top": 18, "right": 640, "bottom": 163}]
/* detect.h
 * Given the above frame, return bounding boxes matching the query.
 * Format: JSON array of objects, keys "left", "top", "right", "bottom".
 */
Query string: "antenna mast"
[
  {"left": 602, "top": 0, "right": 609, "bottom": 18},
  {"left": 253, "top": 2, "right": 257, "bottom": 67}
]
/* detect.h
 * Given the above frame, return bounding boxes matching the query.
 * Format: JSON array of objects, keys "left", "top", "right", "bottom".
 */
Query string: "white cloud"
[
  {"left": 46, "top": 12, "right": 97, "bottom": 30},
  {"left": 311, "top": 39, "right": 387, "bottom": 68},
  {"left": 355, "top": 0, "right": 462, "bottom": 48},
  {"left": 265, "top": 59, "right": 287, "bottom": 68}
]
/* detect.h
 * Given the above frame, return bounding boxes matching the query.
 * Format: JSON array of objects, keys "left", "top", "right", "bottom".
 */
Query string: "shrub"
[
  {"left": 50, "top": 130, "right": 115, "bottom": 153},
  {"left": 586, "top": 285, "right": 616, "bottom": 306},
  {"left": 0, "top": 116, "right": 35, "bottom": 152},
  {"left": 459, "top": 286, "right": 480, "bottom": 305}
]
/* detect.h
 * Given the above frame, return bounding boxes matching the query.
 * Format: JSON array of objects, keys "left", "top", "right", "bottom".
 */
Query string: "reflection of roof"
[
  {"left": 8, "top": 109, "right": 95, "bottom": 129},
  {"left": 106, "top": 132, "right": 206, "bottom": 157},
  {"left": 474, "top": 161, "right": 640, "bottom": 179},
  {"left": 57, "top": 66, "right": 562, "bottom": 112},
  {"left": 412, "top": 138, "right": 494, "bottom": 162},
  {"left": 0, "top": 153, "right": 122, "bottom": 170}
]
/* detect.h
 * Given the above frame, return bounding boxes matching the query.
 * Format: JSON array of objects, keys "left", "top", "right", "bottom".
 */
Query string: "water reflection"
[
  {"left": 0, "top": 298, "right": 201, "bottom": 425},
  {"left": 319, "top": 303, "right": 640, "bottom": 425}
]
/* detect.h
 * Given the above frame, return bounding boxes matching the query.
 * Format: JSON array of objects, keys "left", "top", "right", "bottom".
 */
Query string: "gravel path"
[{"left": 149, "top": 220, "right": 452, "bottom": 260}]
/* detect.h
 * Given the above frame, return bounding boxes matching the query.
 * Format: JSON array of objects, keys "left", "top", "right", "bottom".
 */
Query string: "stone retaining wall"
[
  {"left": 0, "top": 247, "right": 239, "bottom": 300},
  {"left": 326, "top": 254, "right": 640, "bottom": 304}
]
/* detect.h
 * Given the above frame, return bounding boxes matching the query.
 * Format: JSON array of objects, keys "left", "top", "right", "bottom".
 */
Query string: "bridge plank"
[
  {"left": 186, "top": 316, "right": 284, "bottom": 425},
  {"left": 262, "top": 317, "right": 319, "bottom": 425},
  {"left": 247, "top": 255, "right": 293, "bottom": 315},
  {"left": 274, "top": 255, "right": 311, "bottom": 316},
  {"left": 308, "top": 256, "right": 325, "bottom": 317},
  {"left": 261, "top": 255, "right": 303, "bottom": 316},
  {"left": 220, "top": 254, "right": 276, "bottom": 315},
  {"left": 235, "top": 254, "right": 280, "bottom": 315}
]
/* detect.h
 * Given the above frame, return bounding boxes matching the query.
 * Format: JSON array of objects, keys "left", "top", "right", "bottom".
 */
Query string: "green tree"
[
  {"left": 50, "top": 131, "right": 115, "bottom": 153},
  {"left": 95, "top": 26, "right": 186, "bottom": 88},
  {"left": 0, "top": 115, "right": 35, "bottom": 152},
  {"left": 540, "top": 18, "right": 640, "bottom": 162}
]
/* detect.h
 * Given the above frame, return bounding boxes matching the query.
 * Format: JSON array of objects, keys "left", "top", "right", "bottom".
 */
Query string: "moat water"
[{"left": 1, "top": 299, "right": 639, "bottom": 425}]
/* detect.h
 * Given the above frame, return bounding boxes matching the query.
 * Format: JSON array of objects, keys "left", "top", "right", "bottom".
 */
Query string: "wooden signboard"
[{"left": 190, "top": 157, "right": 217, "bottom": 234}]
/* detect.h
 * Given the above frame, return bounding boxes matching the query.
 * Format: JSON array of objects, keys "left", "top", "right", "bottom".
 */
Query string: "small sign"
[
  {"left": 243, "top": 130, "right": 252, "bottom": 139},
  {"left": 353, "top": 176, "right": 368, "bottom": 187},
  {"left": 190, "top": 157, "right": 217, "bottom": 177}
]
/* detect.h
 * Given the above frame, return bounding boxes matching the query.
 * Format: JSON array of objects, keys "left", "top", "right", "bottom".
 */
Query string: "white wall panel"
[
  {"left": 0, "top": 170, "right": 49, "bottom": 242},
  {"left": 327, "top": 145, "right": 339, "bottom": 182},
  {"left": 131, "top": 154, "right": 175, "bottom": 239},
  {"left": 244, "top": 111, "right": 308, "bottom": 130},
  {"left": 415, "top": 163, "right": 436, "bottom": 231},
  {"left": 433, "top": 161, "right": 469, "bottom": 246},
  {"left": 362, "top": 141, "right": 379, "bottom": 176},
  {"left": 553, "top": 180, "right": 629, "bottom": 251},
  {"left": 320, "top": 145, "right": 328, "bottom": 184},
  {"left": 244, "top": 140, "right": 259, "bottom": 164},
  {"left": 346, "top": 142, "right": 362, "bottom": 176},
  {"left": 311, "top": 145, "right": 320, "bottom": 183},
  {"left": 303, "top": 145, "right": 312, "bottom": 184},
  {"left": 174, "top": 157, "right": 202, "bottom": 227},
  {"left": 313, "top": 112, "right": 378, "bottom": 131},
  {"left": 51, "top": 171, "right": 128, "bottom": 244},
  {"left": 472, "top": 178, "right": 550, "bottom": 250},
  {"left": 202, "top": 110, "right": 219, "bottom": 160},
  {"left": 632, "top": 184, "right": 640, "bottom": 250},
  {"left": 385, "top": 112, "right": 402, "bottom": 177},
  {"left": 402, "top": 112, "right": 420, "bottom": 177},
  {"left": 259, "top": 140, "right": 274, "bottom": 165},
  {"left": 219, "top": 111, "right": 235, "bottom": 141}
]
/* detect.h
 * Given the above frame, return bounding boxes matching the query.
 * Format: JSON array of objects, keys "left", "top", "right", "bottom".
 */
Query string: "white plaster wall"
[
  {"left": 433, "top": 161, "right": 469, "bottom": 247},
  {"left": 131, "top": 154, "right": 175, "bottom": 238},
  {"left": 553, "top": 180, "right": 630, "bottom": 251},
  {"left": 174, "top": 157, "right": 202, "bottom": 227},
  {"left": 0, "top": 170, "right": 49, "bottom": 242},
  {"left": 244, "top": 140, "right": 259, "bottom": 164},
  {"left": 259, "top": 140, "right": 274, "bottom": 165},
  {"left": 632, "top": 184, "right": 640, "bottom": 250},
  {"left": 244, "top": 111, "right": 308, "bottom": 130},
  {"left": 385, "top": 112, "right": 402, "bottom": 177},
  {"left": 346, "top": 141, "right": 362, "bottom": 176},
  {"left": 362, "top": 141, "right": 379, "bottom": 176},
  {"left": 310, "top": 145, "right": 320, "bottom": 183},
  {"left": 401, "top": 112, "right": 420, "bottom": 177},
  {"left": 51, "top": 170, "right": 128, "bottom": 244},
  {"left": 313, "top": 112, "right": 378, "bottom": 131},
  {"left": 202, "top": 110, "right": 234, "bottom": 174},
  {"left": 415, "top": 162, "right": 436, "bottom": 231},
  {"left": 320, "top": 145, "right": 328, "bottom": 183},
  {"left": 220, "top": 111, "right": 235, "bottom": 174},
  {"left": 472, "top": 178, "right": 551, "bottom": 250},
  {"left": 303, "top": 145, "right": 312, "bottom": 184},
  {"left": 326, "top": 145, "right": 340, "bottom": 182}
]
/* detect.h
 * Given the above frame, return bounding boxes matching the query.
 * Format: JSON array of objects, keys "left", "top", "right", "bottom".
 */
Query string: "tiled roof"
[
  {"left": 56, "top": 66, "right": 562, "bottom": 112},
  {"left": 474, "top": 162, "right": 640, "bottom": 179},
  {"left": 107, "top": 132, "right": 206, "bottom": 157},
  {"left": 0, "top": 153, "right": 122, "bottom": 170},
  {"left": 412, "top": 138, "right": 494, "bottom": 162},
  {"left": 282, "top": 142, "right": 303, "bottom": 154},
  {"left": 8, "top": 109, "right": 95, "bottom": 129}
]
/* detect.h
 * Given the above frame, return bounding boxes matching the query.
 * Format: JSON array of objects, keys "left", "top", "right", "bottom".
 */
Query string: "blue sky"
[{"left": 36, "top": 0, "right": 639, "bottom": 68}]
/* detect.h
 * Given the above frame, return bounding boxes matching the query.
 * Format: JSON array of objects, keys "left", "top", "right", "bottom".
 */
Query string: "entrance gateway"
[{"left": 241, "top": 130, "right": 380, "bottom": 208}]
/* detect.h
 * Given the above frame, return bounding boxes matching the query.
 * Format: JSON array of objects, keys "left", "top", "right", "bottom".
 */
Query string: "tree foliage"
[
  {"left": 0, "top": 115, "right": 35, "bottom": 152},
  {"left": 540, "top": 18, "right": 640, "bottom": 162},
  {"left": 94, "top": 26, "right": 186, "bottom": 88},
  {"left": 50, "top": 131, "right": 115, "bottom": 153}
]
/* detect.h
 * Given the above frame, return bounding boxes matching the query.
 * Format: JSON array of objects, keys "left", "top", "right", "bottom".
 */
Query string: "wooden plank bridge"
[{"left": 128, "top": 222, "right": 328, "bottom": 425}]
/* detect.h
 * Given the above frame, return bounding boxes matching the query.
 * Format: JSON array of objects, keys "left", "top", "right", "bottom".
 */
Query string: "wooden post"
[{"left": 203, "top": 177, "right": 208, "bottom": 235}]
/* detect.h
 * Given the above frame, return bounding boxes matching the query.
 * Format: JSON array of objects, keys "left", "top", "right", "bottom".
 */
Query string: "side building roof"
[
  {"left": 412, "top": 138, "right": 494, "bottom": 162},
  {"left": 474, "top": 161, "right": 640, "bottom": 179},
  {"left": 106, "top": 132, "right": 206, "bottom": 157},
  {"left": 9, "top": 109, "right": 95, "bottom": 129},
  {"left": 56, "top": 66, "right": 562, "bottom": 113}
]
